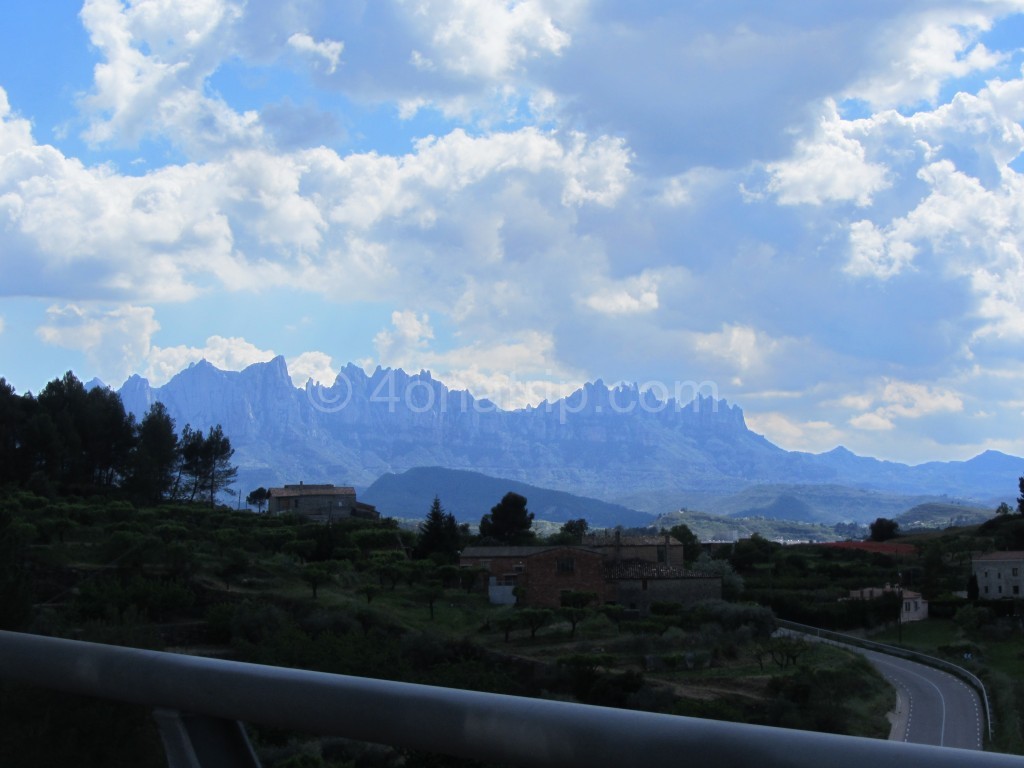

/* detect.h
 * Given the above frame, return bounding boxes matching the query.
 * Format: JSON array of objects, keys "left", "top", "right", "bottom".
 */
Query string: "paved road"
[{"left": 859, "top": 648, "right": 984, "bottom": 750}]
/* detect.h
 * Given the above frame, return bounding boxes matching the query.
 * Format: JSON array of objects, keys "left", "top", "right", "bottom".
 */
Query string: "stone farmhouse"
[
  {"left": 266, "top": 483, "right": 378, "bottom": 523},
  {"left": 972, "top": 551, "right": 1024, "bottom": 599},
  {"left": 460, "top": 534, "right": 721, "bottom": 613},
  {"left": 582, "top": 530, "right": 688, "bottom": 567}
]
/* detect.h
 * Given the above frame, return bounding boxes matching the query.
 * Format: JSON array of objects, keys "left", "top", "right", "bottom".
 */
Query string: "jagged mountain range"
[{"left": 114, "top": 357, "right": 1020, "bottom": 521}]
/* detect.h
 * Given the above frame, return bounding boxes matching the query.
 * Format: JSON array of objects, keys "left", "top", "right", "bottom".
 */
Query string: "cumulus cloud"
[
  {"left": 368, "top": 311, "right": 583, "bottom": 409},
  {"left": 843, "top": 11, "right": 1006, "bottom": 109},
  {"left": 402, "top": 0, "right": 576, "bottom": 79},
  {"left": 848, "top": 379, "right": 964, "bottom": 432},
  {"left": 287, "top": 32, "right": 344, "bottom": 74},
  {"left": 373, "top": 310, "right": 435, "bottom": 368},
  {"left": 79, "top": 0, "right": 260, "bottom": 157},
  {"left": 582, "top": 271, "right": 661, "bottom": 315},
  {"left": 765, "top": 101, "right": 889, "bottom": 206},
  {"left": 745, "top": 411, "right": 844, "bottom": 453},
  {"left": 692, "top": 324, "right": 782, "bottom": 374},
  {"left": 287, "top": 350, "right": 339, "bottom": 387},
  {"left": 36, "top": 304, "right": 159, "bottom": 385}
]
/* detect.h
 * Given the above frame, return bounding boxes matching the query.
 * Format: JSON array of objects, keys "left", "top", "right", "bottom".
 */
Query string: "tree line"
[{"left": 0, "top": 372, "right": 236, "bottom": 506}]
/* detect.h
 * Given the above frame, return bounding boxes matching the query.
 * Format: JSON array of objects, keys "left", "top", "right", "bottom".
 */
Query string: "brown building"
[
  {"left": 461, "top": 542, "right": 722, "bottom": 612},
  {"left": 460, "top": 546, "right": 607, "bottom": 607},
  {"left": 267, "top": 483, "right": 378, "bottom": 523},
  {"left": 582, "top": 530, "right": 687, "bottom": 567},
  {"left": 607, "top": 559, "right": 722, "bottom": 614}
]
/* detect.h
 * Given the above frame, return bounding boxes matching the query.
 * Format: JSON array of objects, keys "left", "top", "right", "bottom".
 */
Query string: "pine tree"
[
  {"left": 479, "top": 492, "right": 534, "bottom": 544},
  {"left": 417, "top": 496, "right": 461, "bottom": 562}
]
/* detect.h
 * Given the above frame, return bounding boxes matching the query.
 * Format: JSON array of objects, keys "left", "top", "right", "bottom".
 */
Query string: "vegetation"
[
  {"left": 0, "top": 373, "right": 238, "bottom": 506},
  {"left": 5, "top": 370, "right": 1024, "bottom": 763},
  {"left": 0, "top": 480, "right": 907, "bottom": 766},
  {"left": 478, "top": 491, "right": 535, "bottom": 544}
]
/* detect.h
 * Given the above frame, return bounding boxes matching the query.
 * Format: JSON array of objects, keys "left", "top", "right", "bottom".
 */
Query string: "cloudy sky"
[{"left": 3, "top": 1, "right": 1024, "bottom": 465}]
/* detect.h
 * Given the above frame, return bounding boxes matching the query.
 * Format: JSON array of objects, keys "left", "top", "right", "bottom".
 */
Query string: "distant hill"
[
  {"left": 674, "top": 483, "right": 983, "bottom": 525},
  {"left": 650, "top": 509, "right": 847, "bottom": 543},
  {"left": 362, "top": 466, "right": 653, "bottom": 528},
  {"left": 895, "top": 502, "right": 993, "bottom": 531}
]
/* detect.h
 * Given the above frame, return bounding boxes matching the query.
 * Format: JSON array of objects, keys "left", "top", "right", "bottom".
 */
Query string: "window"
[
  {"left": 1014, "top": 586, "right": 1020, "bottom": 596},
  {"left": 984, "top": 586, "right": 990, "bottom": 594},
  {"left": 557, "top": 557, "right": 575, "bottom": 574},
  {"left": 1014, "top": 568, "right": 1020, "bottom": 577},
  {"left": 513, "top": 564, "right": 525, "bottom": 573}
]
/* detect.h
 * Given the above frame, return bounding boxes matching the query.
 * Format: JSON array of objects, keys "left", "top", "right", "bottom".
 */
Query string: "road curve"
[{"left": 859, "top": 648, "right": 984, "bottom": 750}]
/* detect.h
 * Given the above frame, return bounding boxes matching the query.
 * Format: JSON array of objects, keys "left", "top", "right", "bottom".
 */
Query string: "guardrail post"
[{"left": 153, "top": 708, "right": 261, "bottom": 768}]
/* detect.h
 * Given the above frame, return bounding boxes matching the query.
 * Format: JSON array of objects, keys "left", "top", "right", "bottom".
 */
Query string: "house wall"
[
  {"left": 613, "top": 576, "right": 721, "bottom": 613},
  {"left": 973, "top": 555, "right": 1024, "bottom": 599},
  {"left": 588, "top": 542, "right": 685, "bottom": 568},
  {"left": 461, "top": 549, "right": 608, "bottom": 607},
  {"left": 524, "top": 549, "right": 609, "bottom": 608},
  {"left": 902, "top": 596, "right": 928, "bottom": 623},
  {"left": 268, "top": 493, "right": 358, "bottom": 519}
]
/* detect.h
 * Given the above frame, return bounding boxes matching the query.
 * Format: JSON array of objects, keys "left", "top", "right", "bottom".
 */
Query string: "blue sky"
[{"left": 4, "top": 1, "right": 1024, "bottom": 465}]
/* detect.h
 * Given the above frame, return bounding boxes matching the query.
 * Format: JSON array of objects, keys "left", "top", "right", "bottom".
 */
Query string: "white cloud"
[
  {"left": 373, "top": 310, "right": 435, "bottom": 368},
  {"left": 36, "top": 303, "right": 159, "bottom": 384},
  {"left": 0, "top": 316, "right": 5, "bottom": 335},
  {"left": 765, "top": 101, "right": 889, "bottom": 207},
  {"left": 843, "top": 12, "right": 1006, "bottom": 109},
  {"left": 845, "top": 219, "right": 918, "bottom": 279},
  {"left": 746, "top": 411, "right": 844, "bottom": 453},
  {"left": 692, "top": 324, "right": 781, "bottom": 373},
  {"left": 401, "top": 0, "right": 577, "bottom": 79},
  {"left": 582, "top": 270, "right": 661, "bottom": 315},
  {"left": 144, "top": 335, "right": 276, "bottom": 385},
  {"left": 368, "top": 312, "right": 583, "bottom": 409},
  {"left": 288, "top": 32, "right": 344, "bottom": 74},
  {"left": 848, "top": 379, "right": 964, "bottom": 432},
  {"left": 78, "top": 0, "right": 260, "bottom": 157},
  {"left": 286, "top": 350, "right": 338, "bottom": 387},
  {"left": 849, "top": 411, "right": 896, "bottom": 431}
]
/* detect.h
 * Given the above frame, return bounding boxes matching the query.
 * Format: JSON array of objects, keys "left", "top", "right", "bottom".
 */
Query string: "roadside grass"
[{"left": 871, "top": 617, "right": 958, "bottom": 651}]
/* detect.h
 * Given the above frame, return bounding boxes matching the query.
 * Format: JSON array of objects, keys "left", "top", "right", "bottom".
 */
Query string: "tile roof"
[
  {"left": 583, "top": 533, "right": 682, "bottom": 547},
  {"left": 461, "top": 545, "right": 603, "bottom": 558},
  {"left": 974, "top": 551, "right": 1024, "bottom": 561}
]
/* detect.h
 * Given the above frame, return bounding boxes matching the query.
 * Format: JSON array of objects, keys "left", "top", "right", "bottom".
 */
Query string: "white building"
[
  {"left": 972, "top": 551, "right": 1024, "bottom": 599},
  {"left": 848, "top": 585, "right": 928, "bottom": 623}
]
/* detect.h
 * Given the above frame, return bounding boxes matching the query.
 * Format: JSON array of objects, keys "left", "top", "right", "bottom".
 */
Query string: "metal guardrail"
[
  {"left": 1, "top": 629, "right": 1023, "bottom": 767},
  {"left": 777, "top": 619, "right": 994, "bottom": 742}
]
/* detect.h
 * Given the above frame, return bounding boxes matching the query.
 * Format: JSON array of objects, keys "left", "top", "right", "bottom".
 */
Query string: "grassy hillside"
[
  {"left": 895, "top": 502, "right": 992, "bottom": 531},
  {"left": 651, "top": 508, "right": 855, "bottom": 543}
]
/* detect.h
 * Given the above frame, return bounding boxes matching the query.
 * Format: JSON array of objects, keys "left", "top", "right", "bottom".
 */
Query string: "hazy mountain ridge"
[
  {"left": 114, "top": 357, "right": 1021, "bottom": 519},
  {"left": 362, "top": 467, "right": 652, "bottom": 527}
]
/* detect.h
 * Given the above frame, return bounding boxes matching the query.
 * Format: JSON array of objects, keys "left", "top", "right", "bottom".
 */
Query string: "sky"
[{"left": 3, "top": 1, "right": 1024, "bottom": 466}]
